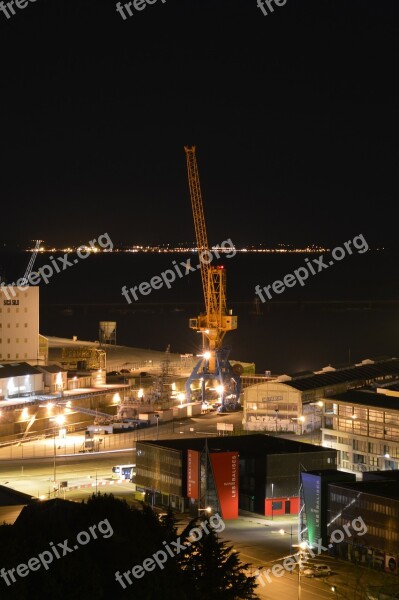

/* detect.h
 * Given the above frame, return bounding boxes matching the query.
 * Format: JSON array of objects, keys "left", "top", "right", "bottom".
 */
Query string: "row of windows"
[
  {"left": 160, "top": 455, "right": 181, "bottom": 467},
  {"left": 0, "top": 322, "right": 29, "bottom": 328},
  {"left": 160, "top": 473, "right": 181, "bottom": 486},
  {"left": 330, "top": 495, "right": 399, "bottom": 518},
  {"left": 0, "top": 353, "right": 28, "bottom": 360},
  {"left": 0, "top": 339, "right": 29, "bottom": 344},
  {"left": 0, "top": 307, "right": 29, "bottom": 313},
  {"left": 136, "top": 468, "right": 181, "bottom": 487},
  {"left": 333, "top": 419, "right": 399, "bottom": 441}
]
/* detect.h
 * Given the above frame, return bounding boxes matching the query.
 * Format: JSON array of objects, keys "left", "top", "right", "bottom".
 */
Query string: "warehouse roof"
[
  {"left": 283, "top": 358, "right": 399, "bottom": 392},
  {"left": 0, "top": 362, "right": 42, "bottom": 379}
]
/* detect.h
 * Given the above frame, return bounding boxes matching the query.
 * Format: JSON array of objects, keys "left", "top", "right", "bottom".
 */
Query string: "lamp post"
[
  {"left": 51, "top": 414, "right": 66, "bottom": 495},
  {"left": 279, "top": 524, "right": 294, "bottom": 555},
  {"left": 309, "top": 401, "right": 323, "bottom": 444},
  {"left": 292, "top": 541, "right": 307, "bottom": 600},
  {"left": 154, "top": 413, "right": 159, "bottom": 440},
  {"left": 377, "top": 453, "right": 390, "bottom": 471},
  {"left": 274, "top": 408, "right": 279, "bottom": 433},
  {"left": 271, "top": 482, "right": 274, "bottom": 520},
  {"left": 292, "top": 416, "right": 305, "bottom": 435}
]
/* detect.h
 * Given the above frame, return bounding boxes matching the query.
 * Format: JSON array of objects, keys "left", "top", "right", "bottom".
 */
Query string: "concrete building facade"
[{"left": 0, "top": 286, "right": 40, "bottom": 364}]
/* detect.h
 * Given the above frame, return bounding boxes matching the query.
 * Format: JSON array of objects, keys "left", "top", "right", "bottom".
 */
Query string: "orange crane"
[{"left": 184, "top": 146, "right": 241, "bottom": 411}]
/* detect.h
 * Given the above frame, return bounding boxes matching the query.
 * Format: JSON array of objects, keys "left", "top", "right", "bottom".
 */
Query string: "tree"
[{"left": 177, "top": 517, "right": 258, "bottom": 599}]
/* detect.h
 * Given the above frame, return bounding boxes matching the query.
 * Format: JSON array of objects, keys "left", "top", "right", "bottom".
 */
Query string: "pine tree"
[{"left": 178, "top": 518, "right": 258, "bottom": 599}]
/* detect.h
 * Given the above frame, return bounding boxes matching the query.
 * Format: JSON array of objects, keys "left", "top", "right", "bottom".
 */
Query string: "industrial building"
[
  {"left": 299, "top": 469, "right": 399, "bottom": 575},
  {"left": 0, "top": 285, "right": 46, "bottom": 364},
  {"left": 243, "top": 357, "right": 399, "bottom": 437},
  {"left": 0, "top": 360, "right": 129, "bottom": 442},
  {"left": 321, "top": 385, "right": 399, "bottom": 473},
  {"left": 299, "top": 469, "right": 356, "bottom": 548},
  {"left": 134, "top": 434, "right": 337, "bottom": 518},
  {"left": 327, "top": 477, "right": 399, "bottom": 573}
]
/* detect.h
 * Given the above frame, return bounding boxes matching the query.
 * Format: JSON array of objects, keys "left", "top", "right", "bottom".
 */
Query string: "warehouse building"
[
  {"left": 243, "top": 357, "right": 399, "bottom": 436},
  {"left": 134, "top": 435, "right": 337, "bottom": 518}
]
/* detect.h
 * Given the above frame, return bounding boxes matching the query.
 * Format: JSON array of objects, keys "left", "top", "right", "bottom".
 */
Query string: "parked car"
[
  {"left": 302, "top": 564, "right": 332, "bottom": 578},
  {"left": 107, "top": 370, "right": 120, "bottom": 376}
]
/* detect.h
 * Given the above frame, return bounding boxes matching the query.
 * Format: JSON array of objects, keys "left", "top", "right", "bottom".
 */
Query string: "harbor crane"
[
  {"left": 184, "top": 146, "right": 241, "bottom": 411},
  {"left": 21, "top": 239, "right": 43, "bottom": 285}
]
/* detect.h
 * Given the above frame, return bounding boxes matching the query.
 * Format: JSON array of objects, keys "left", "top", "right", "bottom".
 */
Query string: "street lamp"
[
  {"left": 292, "top": 416, "right": 305, "bottom": 435},
  {"left": 309, "top": 401, "right": 323, "bottom": 443},
  {"left": 279, "top": 524, "right": 294, "bottom": 555},
  {"left": 271, "top": 482, "right": 274, "bottom": 520},
  {"left": 274, "top": 408, "right": 279, "bottom": 433},
  {"left": 377, "top": 453, "right": 390, "bottom": 470},
  {"left": 198, "top": 505, "right": 212, "bottom": 517},
  {"left": 154, "top": 413, "right": 159, "bottom": 440},
  {"left": 292, "top": 541, "right": 307, "bottom": 600},
  {"left": 51, "top": 414, "right": 66, "bottom": 495}
]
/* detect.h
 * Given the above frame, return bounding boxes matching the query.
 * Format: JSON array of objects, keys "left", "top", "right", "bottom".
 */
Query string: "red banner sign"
[
  {"left": 187, "top": 449, "right": 199, "bottom": 499},
  {"left": 210, "top": 451, "right": 239, "bottom": 519}
]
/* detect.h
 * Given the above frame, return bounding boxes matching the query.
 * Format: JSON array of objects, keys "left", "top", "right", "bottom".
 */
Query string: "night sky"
[{"left": 1, "top": 0, "right": 398, "bottom": 248}]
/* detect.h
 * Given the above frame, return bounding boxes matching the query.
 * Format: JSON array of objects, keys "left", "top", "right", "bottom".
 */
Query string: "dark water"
[{"left": 2, "top": 248, "right": 399, "bottom": 374}]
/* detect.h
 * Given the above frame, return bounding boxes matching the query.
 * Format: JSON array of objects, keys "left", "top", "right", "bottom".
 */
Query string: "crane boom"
[
  {"left": 184, "top": 145, "right": 209, "bottom": 309},
  {"left": 22, "top": 239, "right": 42, "bottom": 286}
]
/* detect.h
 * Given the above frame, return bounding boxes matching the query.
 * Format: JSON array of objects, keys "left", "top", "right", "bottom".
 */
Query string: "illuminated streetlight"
[
  {"left": 198, "top": 506, "right": 212, "bottom": 513},
  {"left": 279, "top": 524, "right": 294, "bottom": 554},
  {"left": 292, "top": 416, "right": 305, "bottom": 435},
  {"left": 291, "top": 541, "right": 308, "bottom": 600},
  {"left": 50, "top": 414, "right": 66, "bottom": 495}
]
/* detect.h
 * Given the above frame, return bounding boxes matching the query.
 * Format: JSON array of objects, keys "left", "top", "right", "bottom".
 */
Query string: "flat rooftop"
[
  {"left": 328, "top": 389, "right": 399, "bottom": 410},
  {"left": 330, "top": 480, "right": 399, "bottom": 501},
  {"left": 138, "top": 434, "right": 335, "bottom": 455}
]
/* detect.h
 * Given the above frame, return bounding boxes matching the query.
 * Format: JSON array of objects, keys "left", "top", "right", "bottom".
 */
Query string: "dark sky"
[{"left": 1, "top": 0, "right": 398, "bottom": 247}]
